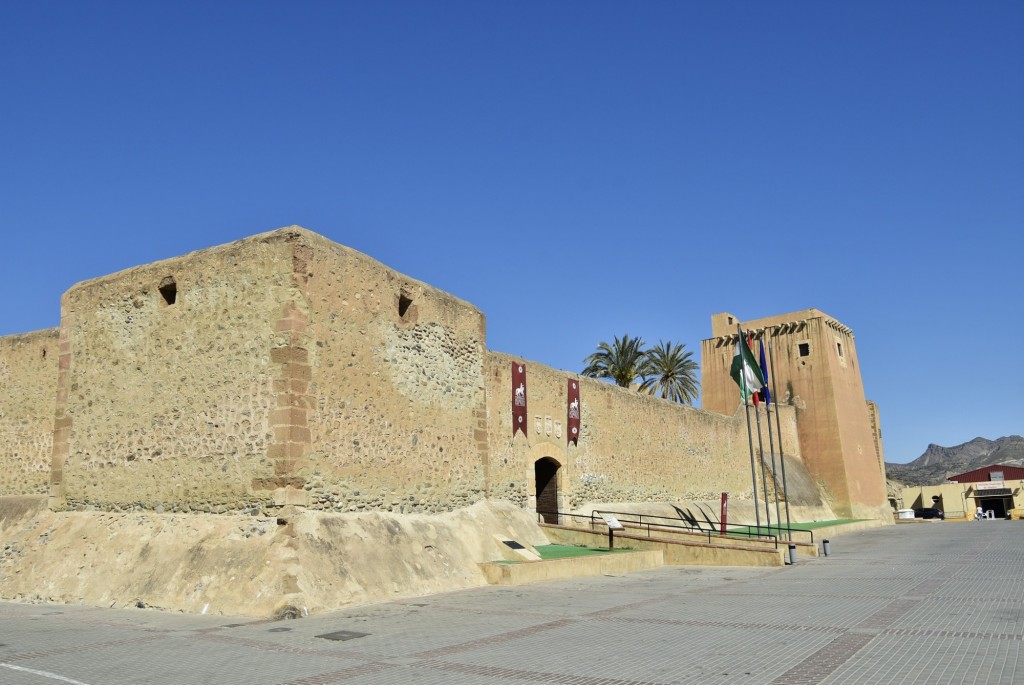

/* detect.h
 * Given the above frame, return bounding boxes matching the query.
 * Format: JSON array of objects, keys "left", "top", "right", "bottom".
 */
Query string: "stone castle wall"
[
  {"left": 2, "top": 228, "right": 866, "bottom": 522},
  {"left": 702, "top": 310, "right": 889, "bottom": 519},
  {"left": 0, "top": 226, "right": 889, "bottom": 618},
  {"left": 49, "top": 234, "right": 297, "bottom": 512},
  {"left": 0, "top": 329, "right": 58, "bottom": 496},
  {"left": 293, "top": 231, "right": 489, "bottom": 514},
  {"left": 484, "top": 352, "right": 808, "bottom": 512},
  {"left": 35, "top": 228, "right": 489, "bottom": 515}
]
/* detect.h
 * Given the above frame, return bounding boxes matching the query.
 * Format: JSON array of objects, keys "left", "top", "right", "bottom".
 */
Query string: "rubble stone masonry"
[
  {"left": 0, "top": 227, "right": 884, "bottom": 521},
  {"left": 295, "top": 230, "right": 488, "bottom": 514},
  {"left": 48, "top": 234, "right": 295, "bottom": 512},
  {"left": 0, "top": 329, "right": 58, "bottom": 496},
  {"left": 484, "top": 352, "right": 806, "bottom": 512}
]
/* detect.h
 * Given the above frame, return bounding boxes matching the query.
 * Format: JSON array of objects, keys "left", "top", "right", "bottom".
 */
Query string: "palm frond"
[
  {"left": 582, "top": 334, "right": 648, "bottom": 388},
  {"left": 639, "top": 340, "right": 700, "bottom": 405}
]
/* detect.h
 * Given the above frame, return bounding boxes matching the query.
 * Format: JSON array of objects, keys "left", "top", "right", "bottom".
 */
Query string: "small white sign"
[{"left": 601, "top": 514, "right": 624, "bottom": 530}]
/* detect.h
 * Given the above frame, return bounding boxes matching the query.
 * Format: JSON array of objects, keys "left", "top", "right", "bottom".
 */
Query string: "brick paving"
[{"left": 1, "top": 520, "right": 1022, "bottom": 684}]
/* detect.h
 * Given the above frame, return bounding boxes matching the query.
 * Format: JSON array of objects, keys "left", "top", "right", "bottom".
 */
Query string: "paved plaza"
[{"left": 1, "top": 521, "right": 1022, "bottom": 685}]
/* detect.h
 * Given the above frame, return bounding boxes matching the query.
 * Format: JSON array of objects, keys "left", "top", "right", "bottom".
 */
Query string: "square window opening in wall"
[
  {"left": 798, "top": 342, "right": 810, "bottom": 357},
  {"left": 159, "top": 277, "right": 177, "bottom": 306},
  {"left": 398, "top": 293, "right": 413, "bottom": 319}
]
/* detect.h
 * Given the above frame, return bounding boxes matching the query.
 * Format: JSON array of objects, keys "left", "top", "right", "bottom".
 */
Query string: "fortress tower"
[{"left": 700, "top": 310, "right": 889, "bottom": 520}]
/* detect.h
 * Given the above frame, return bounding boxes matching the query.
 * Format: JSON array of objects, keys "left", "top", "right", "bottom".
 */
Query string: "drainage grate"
[{"left": 316, "top": 630, "right": 370, "bottom": 642}]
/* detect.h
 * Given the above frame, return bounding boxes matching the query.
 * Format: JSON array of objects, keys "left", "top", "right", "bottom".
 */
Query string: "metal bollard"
[
  {"left": 788, "top": 543, "right": 797, "bottom": 565},
  {"left": 822, "top": 539, "right": 831, "bottom": 556}
]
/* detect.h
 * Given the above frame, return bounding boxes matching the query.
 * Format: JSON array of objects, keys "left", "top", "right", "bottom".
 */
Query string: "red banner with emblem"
[
  {"left": 567, "top": 378, "right": 580, "bottom": 445},
  {"left": 512, "top": 362, "right": 527, "bottom": 437}
]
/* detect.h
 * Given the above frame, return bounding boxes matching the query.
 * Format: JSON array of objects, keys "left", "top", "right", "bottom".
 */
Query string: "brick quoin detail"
[
  {"left": 48, "top": 309, "right": 75, "bottom": 509},
  {"left": 474, "top": 406, "right": 489, "bottom": 497},
  {"left": 257, "top": 301, "right": 312, "bottom": 493}
]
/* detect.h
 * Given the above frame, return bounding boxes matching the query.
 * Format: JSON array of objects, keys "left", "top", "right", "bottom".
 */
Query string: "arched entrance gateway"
[{"left": 535, "top": 457, "right": 560, "bottom": 524}]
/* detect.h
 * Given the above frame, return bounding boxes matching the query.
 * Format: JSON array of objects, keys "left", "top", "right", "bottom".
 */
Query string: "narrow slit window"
[
  {"left": 398, "top": 293, "right": 412, "bottom": 318},
  {"left": 159, "top": 277, "right": 177, "bottom": 306},
  {"left": 837, "top": 342, "right": 844, "bottom": 357}
]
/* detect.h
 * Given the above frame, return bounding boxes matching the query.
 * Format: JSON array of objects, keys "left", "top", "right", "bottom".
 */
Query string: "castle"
[
  {"left": 0, "top": 226, "right": 888, "bottom": 614},
  {"left": 701, "top": 310, "right": 889, "bottom": 519}
]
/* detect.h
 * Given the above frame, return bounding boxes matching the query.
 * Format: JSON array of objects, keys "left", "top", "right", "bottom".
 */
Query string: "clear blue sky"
[{"left": 2, "top": 2, "right": 1021, "bottom": 464}]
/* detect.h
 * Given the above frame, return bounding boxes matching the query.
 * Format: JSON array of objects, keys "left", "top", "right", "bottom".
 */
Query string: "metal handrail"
[
  {"left": 727, "top": 523, "right": 814, "bottom": 545},
  {"left": 588, "top": 508, "right": 816, "bottom": 545},
  {"left": 591, "top": 509, "right": 789, "bottom": 547},
  {"left": 533, "top": 509, "right": 779, "bottom": 549},
  {"left": 540, "top": 508, "right": 841, "bottom": 553}
]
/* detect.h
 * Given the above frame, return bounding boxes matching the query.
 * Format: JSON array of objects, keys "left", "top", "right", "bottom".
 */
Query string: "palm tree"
[
  {"left": 582, "top": 334, "right": 650, "bottom": 388},
  {"left": 639, "top": 340, "right": 700, "bottom": 404}
]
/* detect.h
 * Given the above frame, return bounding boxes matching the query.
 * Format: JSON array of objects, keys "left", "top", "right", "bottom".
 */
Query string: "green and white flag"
[{"left": 730, "top": 335, "right": 765, "bottom": 403}]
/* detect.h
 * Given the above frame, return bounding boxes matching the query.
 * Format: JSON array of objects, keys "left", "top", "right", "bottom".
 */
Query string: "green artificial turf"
[
  {"left": 534, "top": 544, "right": 633, "bottom": 559},
  {"left": 727, "top": 519, "right": 863, "bottom": 535}
]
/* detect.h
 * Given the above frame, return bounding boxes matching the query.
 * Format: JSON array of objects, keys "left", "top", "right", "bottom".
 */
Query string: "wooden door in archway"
[{"left": 535, "top": 457, "right": 560, "bottom": 524}]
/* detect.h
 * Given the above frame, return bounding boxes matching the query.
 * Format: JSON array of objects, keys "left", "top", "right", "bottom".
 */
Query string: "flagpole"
[
  {"left": 759, "top": 337, "right": 784, "bottom": 539},
  {"left": 753, "top": 393, "right": 772, "bottom": 533},
  {"left": 767, "top": 330, "right": 793, "bottom": 541},
  {"left": 737, "top": 325, "right": 762, "bottom": 534},
  {"left": 748, "top": 331, "right": 771, "bottom": 533},
  {"left": 764, "top": 400, "right": 783, "bottom": 540}
]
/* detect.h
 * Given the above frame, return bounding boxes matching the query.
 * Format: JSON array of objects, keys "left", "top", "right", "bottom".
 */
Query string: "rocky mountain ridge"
[{"left": 886, "top": 435, "right": 1024, "bottom": 486}]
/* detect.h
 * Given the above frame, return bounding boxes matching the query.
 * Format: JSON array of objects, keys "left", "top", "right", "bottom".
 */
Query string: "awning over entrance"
[{"left": 971, "top": 488, "right": 1013, "bottom": 498}]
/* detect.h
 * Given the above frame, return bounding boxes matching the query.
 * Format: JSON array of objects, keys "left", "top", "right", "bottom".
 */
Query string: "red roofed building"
[
  {"left": 900, "top": 464, "right": 1024, "bottom": 520},
  {"left": 947, "top": 465, "right": 1024, "bottom": 484},
  {"left": 945, "top": 465, "right": 1024, "bottom": 518}
]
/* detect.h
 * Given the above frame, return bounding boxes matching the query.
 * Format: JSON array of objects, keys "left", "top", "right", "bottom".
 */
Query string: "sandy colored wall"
[
  {"left": 293, "top": 231, "right": 489, "bottom": 514},
  {"left": 900, "top": 481, "right": 1024, "bottom": 520},
  {"left": 821, "top": 320, "right": 889, "bottom": 517},
  {"left": 867, "top": 400, "right": 885, "bottom": 471},
  {"left": 0, "top": 329, "right": 58, "bottom": 496},
  {"left": 50, "top": 233, "right": 300, "bottom": 512},
  {"left": 18, "top": 228, "right": 866, "bottom": 524},
  {"left": 702, "top": 310, "right": 889, "bottom": 519},
  {"left": 0, "top": 496, "right": 546, "bottom": 617},
  {"left": 901, "top": 484, "right": 969, "bottom": 517},
  {"left": 48, "top": 227, "right": 490, "bottom": 515},
  {"left": 484, "top": 352, "right": 811, "bottom": 514}
]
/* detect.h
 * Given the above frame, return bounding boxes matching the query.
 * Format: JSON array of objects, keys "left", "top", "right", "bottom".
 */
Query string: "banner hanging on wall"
[
  {"left": 512, "top": 362, "right": 528, "bottom": 437},
  {"left": 567, "top": 378, "right": 580, "bottom": 445}
]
